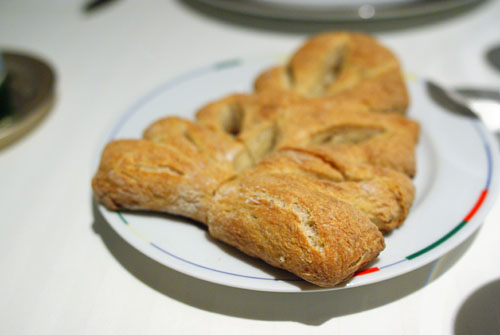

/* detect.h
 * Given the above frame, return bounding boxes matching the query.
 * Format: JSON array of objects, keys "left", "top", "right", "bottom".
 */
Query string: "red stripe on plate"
[
  {"left": 354, "top": 267, "right": 380, "bottom": 276},
  {"left": 463, "top": 189, "right": 488, "bottom": 222}
]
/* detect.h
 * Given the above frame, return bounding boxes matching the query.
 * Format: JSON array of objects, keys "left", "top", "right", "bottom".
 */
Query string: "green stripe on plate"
[
  {"left": 214, "top": 59, "right": 241, "bottom": 70},
  {"left": 406, "top": 220, "right": 468, "bottom": 260},
  {"left": 117, "top": 211, "right": 128, "bottom": 225}
]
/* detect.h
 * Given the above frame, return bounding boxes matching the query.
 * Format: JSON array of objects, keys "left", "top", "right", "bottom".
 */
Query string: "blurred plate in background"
[{"left": 196, "top": 0, "right": 484, "bottom": 21}]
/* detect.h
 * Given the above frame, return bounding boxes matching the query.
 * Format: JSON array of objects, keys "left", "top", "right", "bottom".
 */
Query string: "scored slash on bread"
[
  {"left": 92, "top": 118, "right": 241, "bottom": 223},
  {"left": 254, "top": 31, "right": 409, "bottom": 114},
  {"left": 208, "top": 150, "right": 387, "bottom": 287},
  {"left": 92, "top": 32, "right": 419, "bottom": 287},
  {"left": 196, "top": 92, "right": 418, "bottom": 177}
]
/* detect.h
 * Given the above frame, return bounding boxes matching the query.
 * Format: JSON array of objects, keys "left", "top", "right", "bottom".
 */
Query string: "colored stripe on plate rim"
[
  {"left": 115, "top": 119, "right": 493, "bottom": 283},
  {"left": 107, "top": 59, "right": 495, "bottom": 285},
  {"left": 355, "top": 120, "right": 493, "bottom": 277}
]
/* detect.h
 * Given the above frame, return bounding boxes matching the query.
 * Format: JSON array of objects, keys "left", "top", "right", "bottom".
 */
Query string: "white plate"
[
  {"left": 96, "top": 56, "right": 500, "bottom": 292},
  {"left": 196, "top": 0, "right": 483, "bottom": 21}
]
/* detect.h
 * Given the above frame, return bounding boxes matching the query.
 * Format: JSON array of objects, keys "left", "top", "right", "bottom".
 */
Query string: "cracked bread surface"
[
  {"left": 196, "top": 93, "right": 419, "bottom": 176},
  {"left": 208, "top": 150, "right": 387, "bottom": 287},
  {"left": 92, "top": 31, "right": 419, "bottom": 287},
  {"left": 92, "top": 118, "right": 243, "bottom": 222},
  {"left": 254, "top": 31, "right": 409, "bottom": 114}
]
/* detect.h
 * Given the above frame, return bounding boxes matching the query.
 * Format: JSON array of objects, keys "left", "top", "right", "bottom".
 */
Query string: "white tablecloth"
[{"left": 1, "top": 1, "right": 500, "bottom": 334}]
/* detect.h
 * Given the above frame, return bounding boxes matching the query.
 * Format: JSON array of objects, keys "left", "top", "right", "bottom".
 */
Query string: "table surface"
[{"left": 1, "top": 1, "right": 500, "bottom": 334}]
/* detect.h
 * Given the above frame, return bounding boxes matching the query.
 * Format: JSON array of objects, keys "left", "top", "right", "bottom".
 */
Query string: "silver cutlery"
[
  {"left": 486, "top": 44, "right": 500, "bottom": 72},
  {"left": 426, "top": 80, "right": 500, "bottom": 133}
]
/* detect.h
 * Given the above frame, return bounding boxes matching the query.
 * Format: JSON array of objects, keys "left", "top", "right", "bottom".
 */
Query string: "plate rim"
[
  {"left": 195, "top": 0, "right": 484, "bottom": 22},
  {"left": 95, "top": 57, "right": 500, "bottom": 292}
]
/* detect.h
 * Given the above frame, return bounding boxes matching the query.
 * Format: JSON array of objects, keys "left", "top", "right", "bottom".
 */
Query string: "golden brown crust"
[
  {"left": 277, "top": 104, "right": 420, "bottom": 176},
  {"left": 254, "top": 32, "right": 409, "bottom": 114},
  {"left": 237, "top": 149, "right": 415, "bottom": 232},
  {"left": 143, "top": 116, "right": 251, "bottom": 173},
  {"left": 195, "top": 91, "right": 304, "bottom": 167},
  {"left": 194, "top": 91, "right": 419, "bottom": 177},
  {"left": 208, "top": 150, "right": 387, "bottom": 287},
  {"left": 92, "top": 31, "right": 419, "bottom": 287},
  {"left": 92, "top": 118, "right": 243, "bottom": 222}
]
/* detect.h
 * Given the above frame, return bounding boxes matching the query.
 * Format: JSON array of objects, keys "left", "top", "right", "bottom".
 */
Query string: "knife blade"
[{"left": 426, "top": 80, "right": 500, "bottom": 132}]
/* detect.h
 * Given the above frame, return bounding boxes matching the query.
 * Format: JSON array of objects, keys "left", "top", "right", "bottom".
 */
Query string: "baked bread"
[
  {"left": 254, "top": 31, "right": 409, "bottom": 114},
  {"left": 92, "top": 113, "right": 415, "bottom": 286},
  {"left": 208, "top": 150, "right": 387, "bottom": 287},
  {"left": 195, "top": 90, "right": 304, "bottom": 167},
  {"left": 92, "top": 117, "right": 244, "bottom": 222},
  {"left": 92, "top": 31, "right": 419, "bottom": 287},
  {"left": 196, "top": 92, "right": 419, "bottom": 176}
]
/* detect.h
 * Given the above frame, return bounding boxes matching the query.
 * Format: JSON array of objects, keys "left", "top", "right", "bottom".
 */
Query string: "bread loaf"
[
  {"left": 92, "top": 31, "right": 419, "bottom": 287},
  {"left": 254, "top": 32, "right": 409, "bottom": 114}
]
